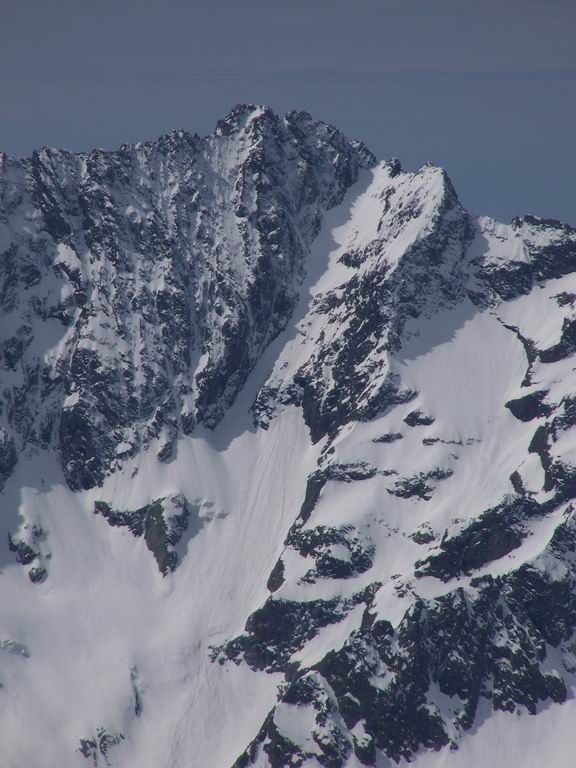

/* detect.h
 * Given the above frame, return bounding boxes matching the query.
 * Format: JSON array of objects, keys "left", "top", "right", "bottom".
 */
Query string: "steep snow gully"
[{"left": 1, "top": 105, "right": 576, "bottom": 767}]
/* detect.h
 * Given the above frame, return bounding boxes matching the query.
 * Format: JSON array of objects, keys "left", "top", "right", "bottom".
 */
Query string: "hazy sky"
[{"left": 1, "top": 0, "right": 575, "bottom": 224}]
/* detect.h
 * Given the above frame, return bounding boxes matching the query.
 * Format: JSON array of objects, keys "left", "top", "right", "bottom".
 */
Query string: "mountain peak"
[
  {"left": 214, "top": 102, "right": 278, "bottom": 137},
  {"left": 1, "top": 107, "right": 576, "bottom": 768}
]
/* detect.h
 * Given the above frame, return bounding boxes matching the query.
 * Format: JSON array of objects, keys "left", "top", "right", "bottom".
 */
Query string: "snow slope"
[{"left": 0, "top": 407, "right": 317, "bottom": 768}]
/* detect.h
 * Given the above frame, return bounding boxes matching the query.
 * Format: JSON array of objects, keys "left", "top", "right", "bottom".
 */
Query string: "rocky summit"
[{"left": 1, "top": 105, "right": 576, "bottom": 768}]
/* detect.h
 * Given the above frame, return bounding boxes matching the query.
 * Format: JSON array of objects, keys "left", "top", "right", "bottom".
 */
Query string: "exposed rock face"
[
  {"left": 94, "top": 494, "right": 190, "bottom": 574},
  {"left": 0, "top": 428, "right": 16, "bottom": 492},
  {"left": 415, "top": 497, "right": 544, "bottom": 580},
  {"left": 214, "top": 161, "right": 576, "bottom": 765},
  {"left": 0, "top": 105, "right": 374, "bottom": 490},
  {"left": 253, "top": 164, "right": 473, "bottom": 442},
  {"left": 79, "top": 728, "right": 125, "bottom": 766},
  {"left": 505, "top": 390, "right": 552, "bottom": 421},
  {"left": 3, "top": 106, "right": 576, "bottom": 768},
  {"left": 230, "top": 493, "right": 576, "bottom": 768}
]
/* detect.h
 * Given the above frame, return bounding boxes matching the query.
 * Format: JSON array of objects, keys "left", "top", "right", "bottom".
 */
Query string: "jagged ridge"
[{"left": 2, "top": 106, "right": 576, "bottom": 768}]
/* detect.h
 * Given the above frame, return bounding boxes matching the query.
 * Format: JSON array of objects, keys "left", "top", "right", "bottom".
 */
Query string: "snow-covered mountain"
[{"left": 1, "top": 104, "right": 576, "bottom": 768}]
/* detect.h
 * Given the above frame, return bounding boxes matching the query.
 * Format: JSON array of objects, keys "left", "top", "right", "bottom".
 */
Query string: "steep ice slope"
[{"left": 2, "top": 107, "right": 576, "bottom": 768}]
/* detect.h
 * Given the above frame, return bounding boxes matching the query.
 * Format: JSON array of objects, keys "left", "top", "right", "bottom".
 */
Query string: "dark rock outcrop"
[{"left": 94, "top": 494, "right": 190, "bottom": 574}]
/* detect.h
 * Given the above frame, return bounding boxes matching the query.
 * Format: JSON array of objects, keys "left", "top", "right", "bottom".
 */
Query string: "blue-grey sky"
[{"left": 1, "top": 0, "right": 575, "bottom": 224}]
